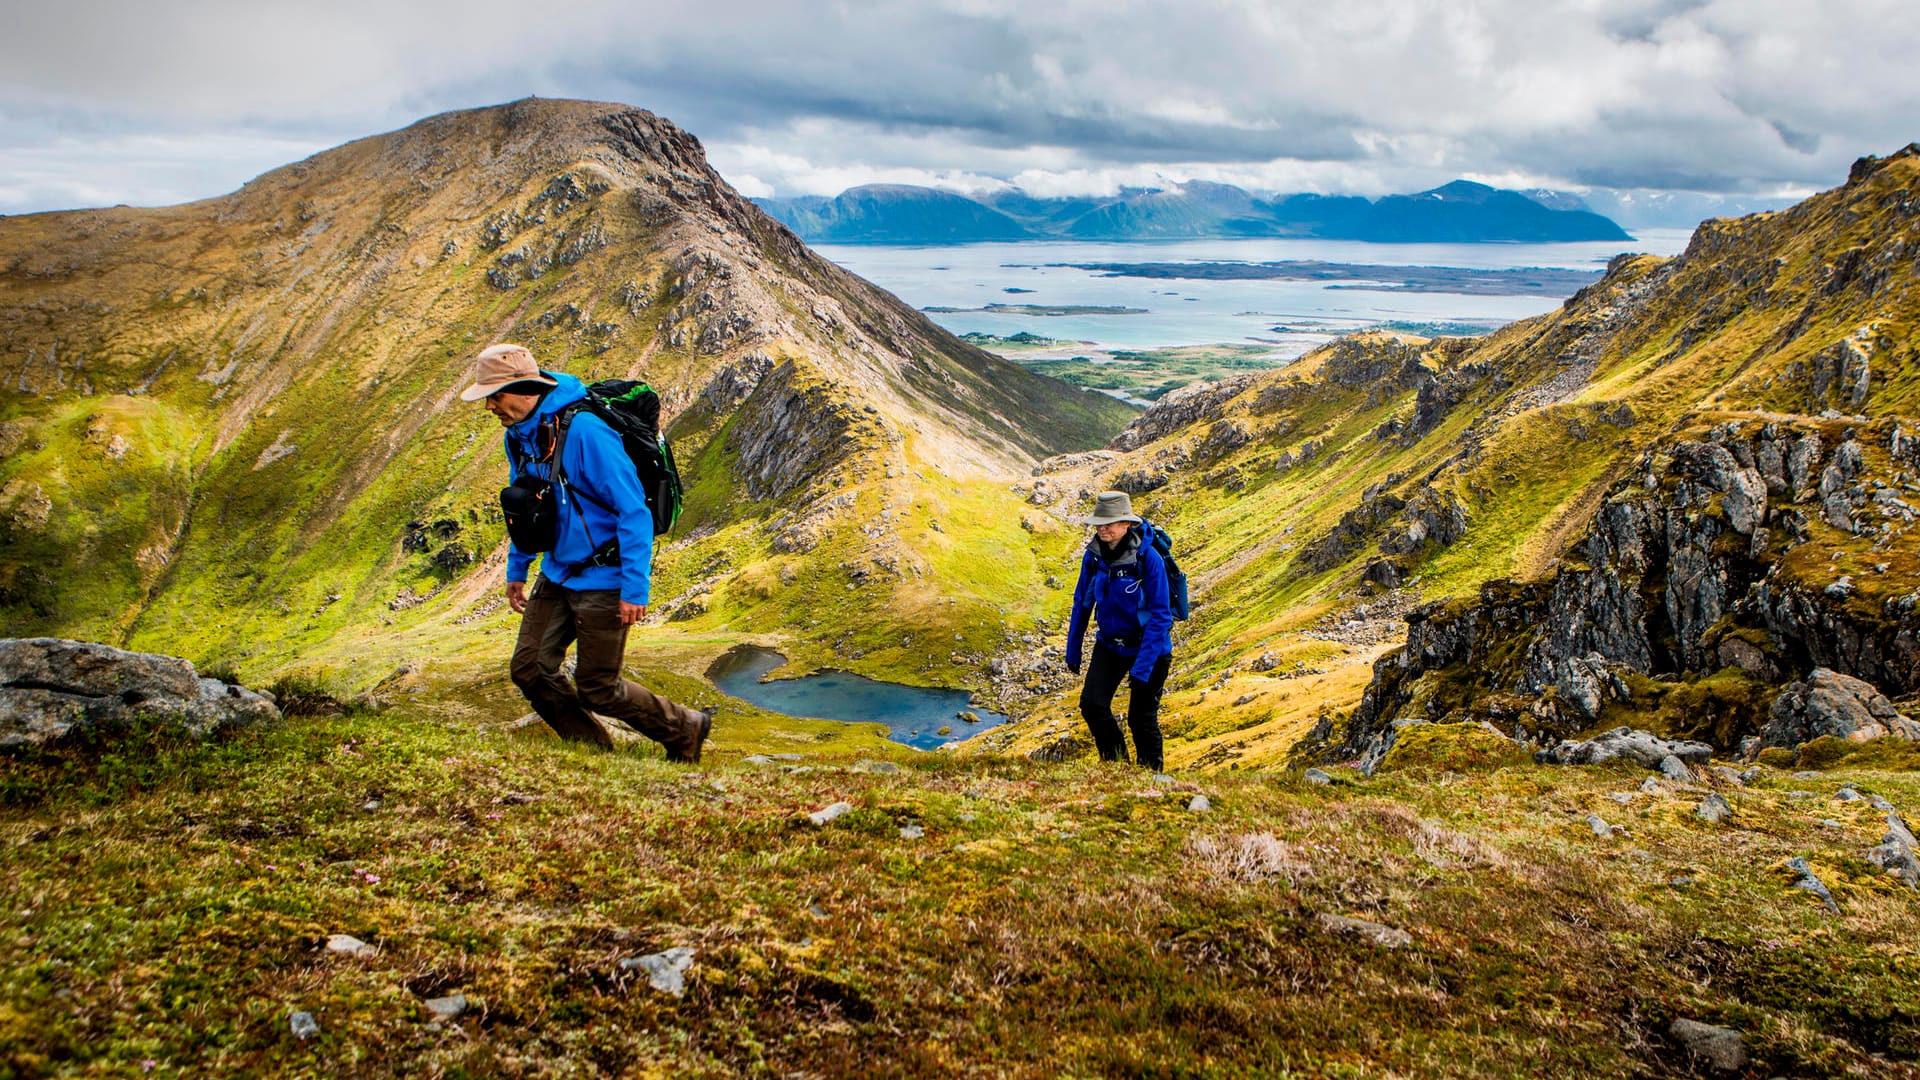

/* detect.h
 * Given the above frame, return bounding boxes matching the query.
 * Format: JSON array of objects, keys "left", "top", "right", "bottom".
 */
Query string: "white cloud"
[{"left": 2, "top": 0, "right": 1916, "bottom": 213}]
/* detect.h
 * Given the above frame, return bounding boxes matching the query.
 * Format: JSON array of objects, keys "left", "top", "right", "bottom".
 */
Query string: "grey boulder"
[
  {"left": 1869, "top": 813, "right": 1920, "bottom": 887},
  {"left": 1668, "top": 1018, "right": 1748, "bottom": 1074},
  {"left": 0, "top": 638, "right": 278, "bottom": 748},
  {"left": 1761, "top": 668, "right": 1919, "bottom": 749},
  {"left": 1537, "top": 727, "right": 1712, "bottom": 770}
]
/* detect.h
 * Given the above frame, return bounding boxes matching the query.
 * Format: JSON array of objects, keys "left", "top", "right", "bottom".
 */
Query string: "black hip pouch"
[{"left": 501, "top": 476, "right": 558, "bottom": 553}]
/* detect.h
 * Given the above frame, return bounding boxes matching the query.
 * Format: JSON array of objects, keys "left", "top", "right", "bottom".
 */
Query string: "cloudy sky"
[{"left": 4, "top": 0, "right": 1917, "bottom": 221}]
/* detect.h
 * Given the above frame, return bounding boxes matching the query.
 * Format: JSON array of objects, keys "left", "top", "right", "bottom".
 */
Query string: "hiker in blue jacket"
[
  {"left": 1064, "top": 490, "right": 1174, "bottom": 771},
  {"left": 463, "top": 342, "right": 711, "bottom": 762}
]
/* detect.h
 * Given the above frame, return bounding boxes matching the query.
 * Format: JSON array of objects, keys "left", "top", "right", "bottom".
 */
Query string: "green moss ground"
[{"left": 4, "top": 712, "right": 1919, "bottom": 1077}]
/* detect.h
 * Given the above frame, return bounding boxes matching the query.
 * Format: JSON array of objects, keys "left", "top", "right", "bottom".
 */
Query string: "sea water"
[{"left": 816, "top": 231, "right": 1693, "bottom": 356}]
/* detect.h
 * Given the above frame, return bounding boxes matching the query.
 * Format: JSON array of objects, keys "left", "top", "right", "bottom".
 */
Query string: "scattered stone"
[
  {"left": 422, "top": 994, "right": 468, "bottom": 1021},
  {"left": 1695, "top": 793, "right": 1735, "bottom": 824},
  {"left": 899, "top": 824, "right": 925, "bottom": 840},
  {"left": 1303, "top": 768, "right": 1335, "bottom": 786},
  {"left": 1668, "top": 1018, "right": 1749, "bottom": 1074},
  {"left": 1709, "top": 766, "right": 1746, "bottom": 786},
  {"left": 0, "top": 638, "right": 280, "bottom": 748},
  {"left": 1586, "top": 814, "right": 1615, "bottom": 838},
  {"left": 1784, "top": 790, "right": 1815, "bottom": 799},
  {"left": 1538, "top": 727, "right": 1712, "bottom": 770},
  {"left": 1869, "top": 794, "right": 1896, "bottom": 812},
  {"left": 770, "top": 753, "right": 804, "bottom": 762},
  {"left": 1188, "top": 795, "right": 1212, "bottom": 813},
  {"left": 1793, "top": 771, "right": 1821, "bottom": 779},
  {"left": 1640, "top": 777, "right": 1664, "bottom": 794},
  {"left": 1869, "top": 813, "right": 1920, "bottom": 886},
  {"left": 1658, "top": 755, "right": 1692, "bottom": 782},
  {"left": 1786, "top": 856, "right": 1840, "bottom": 912},
  {"left": 289, "top": 1011, "right": 319, "bottom": 1040},
  {"left": 362, "top": 800, "right": 380, "bottom": 812},
  {"left": 1152, "top": 773, "right": 1175, "bottom": 784},
  {"left": 1607, "top": 792, "right": 1635, "bottom": 805},
  {"left": 853, "top": 760, "right": 900, "bottom": 775},
  {"left": 325, "top": 934, "right": 375, "bottom": 958},
  {"left": 742, "top": 754, "right": 776, "bottom": 765},
  {"left": 620, "top": 947, "right": 696, "bottom": 995},
  {"left": 1316, "top": 913, "right": 1413, "bottom": 949},
  {"left": 808, "top": 801, "right": 854, "bottom": 826},
  {"left": 1836, "top": 786, "right": 1865, "bottom": 802},
  {"left": 1819, "top": 819, "right": 1845, "bottom": 828},
  {"left": 1231, "top": 693, "right": 1259, "bottom": 707},
  {"left": 1738, "top": 767, "right": 1765, "bottom": 784}
]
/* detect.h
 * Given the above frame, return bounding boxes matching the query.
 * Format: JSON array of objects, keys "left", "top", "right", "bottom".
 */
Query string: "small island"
[{"left": 1052, "top": 260, "right": 1604, "bottom": 296}]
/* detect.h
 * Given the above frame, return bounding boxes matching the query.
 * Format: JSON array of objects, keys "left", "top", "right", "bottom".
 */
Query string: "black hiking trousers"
[{"left": 1079, "top": 642, "right": 1169, "bottom": 771}]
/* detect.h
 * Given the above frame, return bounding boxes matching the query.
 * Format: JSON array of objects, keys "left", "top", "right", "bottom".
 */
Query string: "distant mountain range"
[{"left": 755, "top": 179, "right": 1633, "bottom": 244}]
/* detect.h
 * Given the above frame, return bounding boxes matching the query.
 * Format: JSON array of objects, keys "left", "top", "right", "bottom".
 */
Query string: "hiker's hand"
[
  {"left": 506, "top": 581, "right": 527, "bottom": 614},
  {"left": 621, "top": 602, "right": 647, "bottom": 625}
]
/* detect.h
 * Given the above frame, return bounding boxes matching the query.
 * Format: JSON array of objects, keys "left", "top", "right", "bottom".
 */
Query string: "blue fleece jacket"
[
  {"left": 1064, "top": 521, "right": 1174, "bottom": 683},
  {"left": 502, "top": 373, "right": 655, "bottom": 604}
]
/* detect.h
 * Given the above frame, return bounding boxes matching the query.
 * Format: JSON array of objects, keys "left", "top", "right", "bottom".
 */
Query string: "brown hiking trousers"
[{"left": 510, "top": 575, "right": 701, "bottom": 753}]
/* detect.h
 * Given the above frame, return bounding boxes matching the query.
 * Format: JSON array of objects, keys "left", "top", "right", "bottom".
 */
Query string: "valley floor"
[{"left": 3, "top": 711, "right": 1918, "bottom": 1078}]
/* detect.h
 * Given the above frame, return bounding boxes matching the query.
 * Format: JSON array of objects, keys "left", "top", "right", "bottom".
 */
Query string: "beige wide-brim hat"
[
  {"left": 459, "top": 343, "right": 557, "bottom": 401},
  {"left": 1084, "top": 490, "right": 1142, "bottom": 526}
]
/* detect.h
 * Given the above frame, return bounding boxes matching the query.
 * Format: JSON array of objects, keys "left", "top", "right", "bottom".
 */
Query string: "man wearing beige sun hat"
[{"left": 464, "top": 342, "right": 712, "bottom": 762}]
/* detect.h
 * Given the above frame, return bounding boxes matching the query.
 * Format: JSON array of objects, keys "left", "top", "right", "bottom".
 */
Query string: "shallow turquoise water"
[{"left": 708, "top": 646, "right": 1009, "bottom": 750}]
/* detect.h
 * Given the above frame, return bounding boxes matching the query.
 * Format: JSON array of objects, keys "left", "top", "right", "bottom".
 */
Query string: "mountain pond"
[{"left": 707, "top": 646, "right": 1009, "bottom": 750}]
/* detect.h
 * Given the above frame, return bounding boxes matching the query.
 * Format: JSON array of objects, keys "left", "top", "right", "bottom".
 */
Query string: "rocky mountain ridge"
[{"left": 0, "top": 99, "right": 1133, "bottom": 684}]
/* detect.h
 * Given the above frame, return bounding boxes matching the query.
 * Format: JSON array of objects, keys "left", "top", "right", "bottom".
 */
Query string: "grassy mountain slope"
[
  {"left": 974, "top": 145, "right": 1920, "bottom": 770},
  {"left": 3, "top": 714, "right": 1916, "bottom": 1077},
  {"left": 0, "top": 100, "right": 1135, "bottom": 692}
]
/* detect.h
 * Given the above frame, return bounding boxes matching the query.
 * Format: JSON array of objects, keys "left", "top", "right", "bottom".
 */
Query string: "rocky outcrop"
[
  {"left": 1380, "top": 486, "right": 1470, "bottom": 556},
  {"left": 0, "top": 638, "right": 278, "bottom": 748},
  {"left": 1108, "top": 374, "right": 1258, "bottom": 451},
  {"left": 726, "top": 359, "right": 889, "bottom": 502},
  {"left": 1334, "top": 417, "right": 1920, "bottom": 760},
  {"left": 1761, "top": 668, "right": 1920, "bottom": 748}
]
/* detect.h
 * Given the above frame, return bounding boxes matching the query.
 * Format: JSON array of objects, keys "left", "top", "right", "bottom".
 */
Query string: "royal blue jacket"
[
  {"left": 1064, "top": 522, "right": 1174, "bottom": 683},
  {"left": 503, "top": 373, "right": 654, "bottom": 604}
]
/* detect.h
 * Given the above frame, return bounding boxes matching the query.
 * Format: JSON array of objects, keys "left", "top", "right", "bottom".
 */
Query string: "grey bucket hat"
[{"left": 1084, "top": 490, "right": 1142, "bottom": 526}]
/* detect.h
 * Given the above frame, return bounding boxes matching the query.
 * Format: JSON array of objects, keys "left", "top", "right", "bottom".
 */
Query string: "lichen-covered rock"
[
  {"left": 0, "top": 638, "right": 279, "bottom": 748},
  {"left": 1761, "top": 668, "right": 1919, "bottom": 748}
]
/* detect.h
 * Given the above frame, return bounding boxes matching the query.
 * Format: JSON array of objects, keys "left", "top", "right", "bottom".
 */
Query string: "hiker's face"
[
  {"left": 1095, "top": 521, "right": 1131, "bottom": 544},
  {"left": 485, "top": 390, "right": 541, "bottom": 426}
]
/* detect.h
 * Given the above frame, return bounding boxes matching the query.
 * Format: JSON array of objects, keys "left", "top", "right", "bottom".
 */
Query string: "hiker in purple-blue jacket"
[
  {"left": 464, "top": 343, "right": 711, "bottom": 762},
  {"left": 1064, "top": 491, "right": 1174, "bottom": 771}
]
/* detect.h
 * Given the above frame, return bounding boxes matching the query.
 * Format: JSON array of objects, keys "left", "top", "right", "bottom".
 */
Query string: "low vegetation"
[{"left": 4, "top": 710, "right": 1917, "bottom": 1077}]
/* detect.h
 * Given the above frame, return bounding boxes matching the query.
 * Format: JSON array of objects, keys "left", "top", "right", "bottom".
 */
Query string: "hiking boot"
[{"left": 667, "top": 708, "right": 713, "bottom": 765}]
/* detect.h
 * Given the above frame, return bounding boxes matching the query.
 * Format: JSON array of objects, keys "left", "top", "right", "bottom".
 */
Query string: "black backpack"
[
  {"left": 557, "top": 379, "right": 684, "bottom": 537},
  {"left": 499, "top": 380, "right": 683, "bottom": 564}
]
